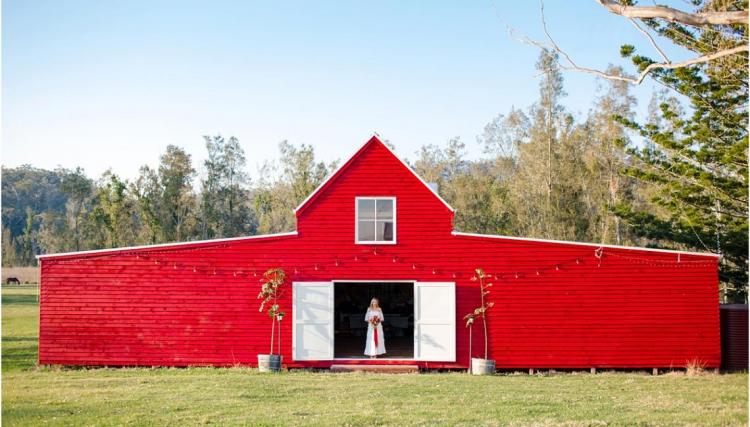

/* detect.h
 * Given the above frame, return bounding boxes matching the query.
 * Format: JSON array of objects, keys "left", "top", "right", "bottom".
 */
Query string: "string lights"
[{"left": 46, "top": 239, "right": 716, "bottom": 284}]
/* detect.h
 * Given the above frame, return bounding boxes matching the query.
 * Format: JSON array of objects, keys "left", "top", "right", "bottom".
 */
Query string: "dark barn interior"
[{"left": 334, "top": 282, "right": 414, "bottom": 358}]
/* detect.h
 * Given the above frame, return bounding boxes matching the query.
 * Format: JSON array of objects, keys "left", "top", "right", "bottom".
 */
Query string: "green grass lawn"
[{"left": 3, "top": 285, "right": 747, "bottom": 426}]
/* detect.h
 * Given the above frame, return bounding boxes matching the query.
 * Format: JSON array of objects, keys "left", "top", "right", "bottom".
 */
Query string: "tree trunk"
[
  {"left": 269, "top": 317, "right": 275, "bottom": 355},
  {"left": 468, "top": 324, "right": 473, "bottom": 374},
  {"left": 547, "top": 106, "right": 553, "bottom": 218},
  {"left": 609, "top": 161, "right": 621, "bottom": 245},
  {"left": 480, "top": 278, "right": 489, "bottom": 360},
  {"left": 614, "top": 216, "right": 621, "bottom": 245},
  {"left": 482, "top": 315, "right": 488, "bottom": 360}
]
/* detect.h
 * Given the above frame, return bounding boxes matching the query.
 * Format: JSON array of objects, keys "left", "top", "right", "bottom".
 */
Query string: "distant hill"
[{"left": 2, "top": 166, "right": 71, "bottom": 237}]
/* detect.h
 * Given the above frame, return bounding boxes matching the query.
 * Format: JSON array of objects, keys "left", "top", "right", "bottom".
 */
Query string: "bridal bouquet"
[{"left": 369, "top": 317, "right": 381, "bottom": 327}]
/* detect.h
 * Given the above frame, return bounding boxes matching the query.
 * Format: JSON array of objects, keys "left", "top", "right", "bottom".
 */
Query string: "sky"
[{"left": 2, "top": 1, "right": 695, "bottom": 181}]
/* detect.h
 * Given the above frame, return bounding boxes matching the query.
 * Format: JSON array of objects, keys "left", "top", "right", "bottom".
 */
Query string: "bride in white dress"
[{"left": 364, "top": 298, "right": 386, "bottom": 358}]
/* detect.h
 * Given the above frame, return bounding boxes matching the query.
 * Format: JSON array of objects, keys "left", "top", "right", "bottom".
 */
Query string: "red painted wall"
[{"left": 39, "top": 138, "right": 721, "bottom": 369}]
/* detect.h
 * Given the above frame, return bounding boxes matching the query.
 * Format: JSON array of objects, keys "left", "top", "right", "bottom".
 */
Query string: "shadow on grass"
[
  {"left": 1, "top": 294, "right": 38, "bottom": 306},
  {"left": 3, "top": 337, "right": 37, "bottom": 343},
  {"left": 2, "top": 343, "right": 38, "bottom": 372}
]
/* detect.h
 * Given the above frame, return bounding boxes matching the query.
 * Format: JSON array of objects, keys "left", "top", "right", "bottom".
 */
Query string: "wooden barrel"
[
  {"left": 471, "top": 358, "right": 496, "bottom": 375},
  {"left": 257, "top": 354, "right": 282, "bottom": 372}
]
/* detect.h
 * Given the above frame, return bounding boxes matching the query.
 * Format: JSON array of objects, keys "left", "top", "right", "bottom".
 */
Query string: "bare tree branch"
[
  {"left": 569, "top": 44, "right": 747, "bottom": 85},
  {"left": 519, "top": 0, "right": 750, "bottom": 85},
  {"left": 595, "top": 0, "right": 749, "bottom": 26},
  {"left": 627, "top": 18, "right": 671, "bottom": 63}
]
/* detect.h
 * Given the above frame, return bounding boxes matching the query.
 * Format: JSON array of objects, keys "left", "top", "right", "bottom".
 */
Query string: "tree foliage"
[
  {"left": 253, "top": 141, "right": 337, "bottom": 234},
  {"left": 201, "top": 136, "right": 255, "bottom": 239},
  {"left": 1, "top": 138, "right": 334, "bottom": 264},
  {"left": 611, "top": 0, "right": 748, "bottom": 302}
]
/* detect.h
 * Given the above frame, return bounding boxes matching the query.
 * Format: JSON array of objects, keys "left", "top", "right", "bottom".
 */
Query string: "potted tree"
[
  {"left": 464, "top": 268, "right": 495, "bottom": 375},
  {"left": 257, "top": 268, "right": 286, "bottom": 372}
]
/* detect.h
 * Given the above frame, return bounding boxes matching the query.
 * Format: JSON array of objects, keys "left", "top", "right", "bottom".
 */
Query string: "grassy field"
[
  {"left": 2, "top": 285, "right": 39, "bottom": 372},
  {"left": 3, "top": 285, "right": 748, "bottom": 426}
]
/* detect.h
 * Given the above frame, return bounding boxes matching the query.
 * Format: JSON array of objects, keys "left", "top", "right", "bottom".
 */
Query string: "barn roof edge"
[
  {"left": 451, "top": 231, "right": 721, "bottom": 258},
  {"left": 36, "top": 231, "right": 299, "bottom": 260}
]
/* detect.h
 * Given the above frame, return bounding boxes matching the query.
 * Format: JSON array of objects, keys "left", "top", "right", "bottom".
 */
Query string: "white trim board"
[
  {"left": 37, "top": 231, "right": 299, "bottom": 259},
  {"left": 451, "top": 231, "right": 720, "bottom": 258}
]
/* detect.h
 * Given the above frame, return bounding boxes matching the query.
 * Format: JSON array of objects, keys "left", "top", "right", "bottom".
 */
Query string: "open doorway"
[{"left": 334, "top": 282, "right": 414, "bottom": 359}]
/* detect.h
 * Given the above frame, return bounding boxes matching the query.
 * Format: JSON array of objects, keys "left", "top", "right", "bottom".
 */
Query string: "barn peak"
[{"left": 293, "top": 135, "right": 455, "bottom": 216}]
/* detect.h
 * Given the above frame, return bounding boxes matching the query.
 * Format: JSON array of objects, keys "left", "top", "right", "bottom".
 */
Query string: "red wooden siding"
[
  {"left": 296, "top": 138, "right": 454, "bottom": 242},
  {"left": 38, "top": 137, "right": 721, "bottom": 369}
]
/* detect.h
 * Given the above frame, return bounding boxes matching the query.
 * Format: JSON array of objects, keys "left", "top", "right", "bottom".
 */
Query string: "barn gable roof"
[
  {"left": 36, "top": 231, "right": 298, "bottom": 260},
  {"left": 294, "top": 135, "right": 455, "bottom": 216},
  {"left": 36, "top": 136, "right": 719, "bottom": 261}
]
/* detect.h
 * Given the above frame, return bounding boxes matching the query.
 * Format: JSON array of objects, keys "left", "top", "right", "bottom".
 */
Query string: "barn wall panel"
[{"left": 39, "top": 139, "right": 720, "bottom": 369}]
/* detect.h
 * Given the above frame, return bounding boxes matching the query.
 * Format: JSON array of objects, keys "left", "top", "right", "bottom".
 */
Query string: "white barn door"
[
  {"left": 414, "top": 282, "right": 456, "bottom": 361},
  {"left": 292, "top": 282, "right": 334, "bottom": 361}
]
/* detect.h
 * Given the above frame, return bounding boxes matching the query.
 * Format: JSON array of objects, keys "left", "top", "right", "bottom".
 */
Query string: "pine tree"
[{"left": 614, "top": 0, "right": 748, "bottom": 302}]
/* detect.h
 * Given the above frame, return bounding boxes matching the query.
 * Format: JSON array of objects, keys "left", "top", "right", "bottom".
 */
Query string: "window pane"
[
  {"left": 377, "top": 221, "right": 394, "bottom": 241},
  {"left": 376, "top": 199, "right": 393, "bottom": 220},
  {"left": 358, "top": 199, "right": 376, "bottom": 220},
  {"left": 358, "top": 221, "right": 375, "bottom": 242}
]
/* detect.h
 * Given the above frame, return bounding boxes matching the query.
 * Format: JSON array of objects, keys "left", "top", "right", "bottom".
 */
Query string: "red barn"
[{"left": 38, "top": 136, "right": 721, "bottom": 370}]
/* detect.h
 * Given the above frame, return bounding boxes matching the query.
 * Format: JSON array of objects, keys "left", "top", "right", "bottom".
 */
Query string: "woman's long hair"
[{"left": 369, "top": 298, "right": 380, "bottom": 310}]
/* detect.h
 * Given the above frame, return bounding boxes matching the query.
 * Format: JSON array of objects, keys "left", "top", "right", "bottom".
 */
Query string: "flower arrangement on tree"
[
  {"left": 464, "top": 268, "right": 495, "bottom": 361},
  {"left": 257, "top": 268, "right": 286, "bottom": 356}
]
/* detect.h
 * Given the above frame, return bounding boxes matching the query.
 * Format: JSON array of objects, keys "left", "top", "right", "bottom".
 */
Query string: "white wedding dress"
[{"left": 364, "top": 309, "right": 386, "bottom": 356}]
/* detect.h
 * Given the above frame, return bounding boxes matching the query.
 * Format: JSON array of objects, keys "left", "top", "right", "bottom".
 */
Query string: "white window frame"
[{"left": 354, "top": 197, "right": 397, "bottom": 245}]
